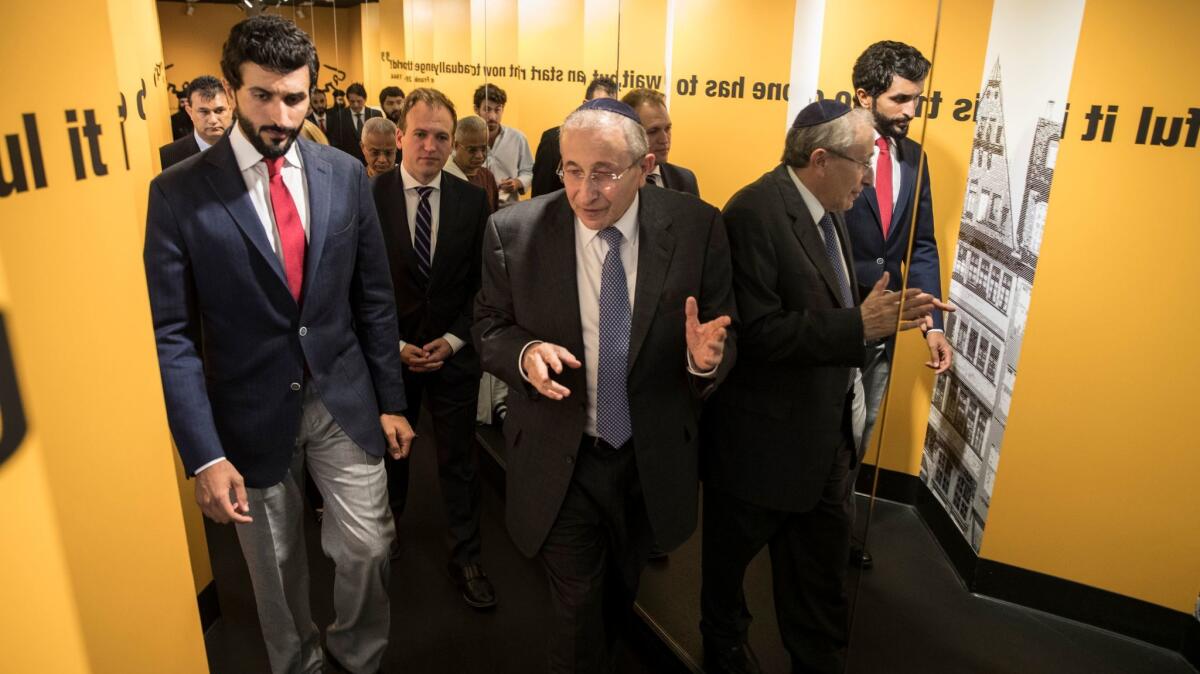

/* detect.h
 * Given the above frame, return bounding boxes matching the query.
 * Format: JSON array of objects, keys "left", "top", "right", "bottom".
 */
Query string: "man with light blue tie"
[{"left": 473, "top": 97, "right": 738, "bottom": 673}]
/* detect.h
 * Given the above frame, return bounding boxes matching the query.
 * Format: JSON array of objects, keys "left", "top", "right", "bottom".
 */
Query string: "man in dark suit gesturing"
[
  {"left": 699, "top": 101, "right": 936, "bottom": 674},
  {"left": 143, "top": 17, "right": 413, "bottom": 673},
  {"left": 371, "top": 88, "right": 496, "bottom": 609},
  {"left": 158, "top": 75, "right": 233, "bottom": 170},
  {"left": 474, "top": 98, "right": 737, "bottom": 672}
]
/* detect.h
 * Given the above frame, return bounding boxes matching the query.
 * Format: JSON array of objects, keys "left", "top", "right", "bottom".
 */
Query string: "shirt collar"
[
  {"left": 230, "top": 123, "right": 303, "bottom": 173},
  {"left": 193, "top": 129, "right": 212, "bottom": 152},
  {"left": 649, "top": 164, "right": 662, "bottom": 178},
  {"left": 443, "top": 158, "right": 467, "bottom": 180},
  {"left": 787, "top": 166, "right": 827, "bottom": 225},
  {"left": 400, "top": 162, "right": 442, "bottom": 191},
  {"left": 575, "top": 193, "right": 640, "bottom": 249}
]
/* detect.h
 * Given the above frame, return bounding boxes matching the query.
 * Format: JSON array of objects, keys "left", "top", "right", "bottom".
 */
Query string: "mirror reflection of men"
[
  {"left": 530, "top": 76, "right": 618, "bottom": 197},
  {"left": 379, "top": 85, "right": 406, "bottom": 125},
  {"left": 371, "top": 88, "right": 496, "bottom": 610},
  {"left": 306, "top": 88, "right": 329, "bottom": 133},
  {"left": 474, "top": 98, "right": 737, "bottom": 672},
  {"left": 443, "top": 115, "right": 500, "bottom": 213},
  {"left": 621, "top": 88, "right": 700, "bottom": 197},
  {"left": 844, "top": 41, "right": 954, "bottom": 569},
  {"left": 144, "top": 16, "right": 414, "bottom": 673},
  {"left": 699, "top": 101, "right": 938, "bottom": 674},
  {"left": 158, "top": 75, "right": 233, "bottom": 170},
  {"left": 473, "top": 84, "right": 533, "bottom": 207},
  {"left": 361, "top": 117, "right": 398, "bottom": 178}
]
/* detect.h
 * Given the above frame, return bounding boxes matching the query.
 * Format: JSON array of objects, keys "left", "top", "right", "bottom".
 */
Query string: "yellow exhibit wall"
[
  {"left": 0, "top": 0, "right": 207, "bottom": 670},
  {"left": 157, "top": 2, "right": 365, "bottom": 108},
  {"left": 977, "top": 0, "right": 1200, "bottom": 614}
]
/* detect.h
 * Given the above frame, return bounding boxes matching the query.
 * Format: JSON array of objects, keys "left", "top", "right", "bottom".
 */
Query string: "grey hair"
[
  {"left": 782, "top": 107, "right": 873, "bottom": 167},
  {"left": 361, "top": 116, "right": 397, "bottom": 141},
  {"left": 455, "top": 115, "right": 487, "bottom": 140},
  {"left": 560, "top": 109, "right": 649, "bottom": 165}
]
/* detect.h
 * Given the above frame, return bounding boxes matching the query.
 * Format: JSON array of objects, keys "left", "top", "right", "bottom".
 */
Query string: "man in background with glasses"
[
  {"left": 699, "top": 100, "right": 937, "bottom": 674},
  {"left": 443, "top": 115, "right": 500, "bottom": 213},
  {"left": 474, "top": 97, "right": 737, "bottom": 673}
]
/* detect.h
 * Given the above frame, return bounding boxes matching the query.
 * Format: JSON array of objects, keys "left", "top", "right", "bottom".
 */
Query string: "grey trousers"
[{"left": 235, "top": 385, "right": 395, "bottom": 674}]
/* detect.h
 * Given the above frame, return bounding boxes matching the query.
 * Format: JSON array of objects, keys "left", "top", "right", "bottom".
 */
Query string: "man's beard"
[
  {"left": 872, "top": 105, "right": 911, "bottom": 140},
  {"left": 239, "top": 115, "right": 301, "bottom": 159},
  {"left": 386, "top": 109, "right": 403, "bottom": 124}
]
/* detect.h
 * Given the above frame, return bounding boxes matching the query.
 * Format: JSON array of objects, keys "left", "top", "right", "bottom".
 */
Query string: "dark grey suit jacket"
[
  {"left": 701, "top": 164, "right": 865, "bottom": 513},
  {"left": 473, "top": 187, "right": 738, "bottom": 557},
  {"left": 658, "top": 162, "right": 700, "bottom": 198},
  {"left": 158, "top": 134, "right": 200, "bottom": 170}
]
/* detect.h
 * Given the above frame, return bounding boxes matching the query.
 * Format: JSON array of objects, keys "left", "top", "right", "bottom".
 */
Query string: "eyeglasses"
[
  {"left": 824, "top": 148, "right": 873, "bottom": 172},
  {"left": 556, "top": 161, "right": 642, "bottom": 190}
]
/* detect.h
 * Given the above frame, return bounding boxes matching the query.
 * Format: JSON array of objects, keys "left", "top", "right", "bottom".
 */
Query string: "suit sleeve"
[
  {"left": 350, "top": 162, "right": 408, "bottom": 414},
  {"left": 449, "top": 186, "right": 488, "bottom": 345},
  {"left": 907, "top": 153, "right": 944, "bottom": 329},
  {"left": 723, "top": 198, "right": 865, "bottom": 367},
  {"left": 473, "top": 215, "right": 544, "bottom": 390},
  {"left": 516, "top": 134, "right": 535, "bottom": 194},
  {"left": 691, "top": 207, "right": 737, "bottom": 398},
  {"left": 143, "top": 180, "right": 226, "bottom": 476}
]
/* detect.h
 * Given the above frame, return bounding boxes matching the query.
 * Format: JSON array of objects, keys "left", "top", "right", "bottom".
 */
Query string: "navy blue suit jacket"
[
  {"left": 844, "top": 136, "right": 944, "bottom": 329},
  {"left": 144, "top": 135, "right": 407, "bottom": 488}
]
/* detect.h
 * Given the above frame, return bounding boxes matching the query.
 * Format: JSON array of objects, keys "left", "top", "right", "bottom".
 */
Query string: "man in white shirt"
[
  {"left": 473, "top": 83, "right": 533, "bottom": 207},
  {"left": 158, "top": 75, "right": 232, "bottom": 169},
  {"left": 143, "top": 16, "right": 413, "bottom": 673}
]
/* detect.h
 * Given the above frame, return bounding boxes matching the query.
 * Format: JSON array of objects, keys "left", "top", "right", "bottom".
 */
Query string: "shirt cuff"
[
  {"left": 193, "top": 456, "right": 227, "bottom": 475},
  {"left": 518, "top": 340, "right": 544, "bottom": 383},
  {"left": 686, "top": 351, "right": 719, "bottom": 379},
  {"left": 927, "top": 328, "right": 944, "bottom": 334},
  {"left": 443, "top": 333, "right": 465, "bottom": 355}
]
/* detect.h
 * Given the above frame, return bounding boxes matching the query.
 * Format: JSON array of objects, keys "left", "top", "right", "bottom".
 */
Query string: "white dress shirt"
[
  {"left": 484, "top": 125, "right": 534, "bottom": 204},
  {"left": 396, "top": 164, "right": 465, "bottom": 355},
  {"left": 197, "top": 126, "right": 311, "bottom": 475},
  {"left": 193, "top": 129, "right": 213, "bottom": 152},
  {"left": 786, "top": 167, "right": 866, "bottom": 447}
]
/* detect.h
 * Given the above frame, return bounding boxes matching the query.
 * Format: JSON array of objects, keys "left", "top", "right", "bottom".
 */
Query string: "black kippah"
[
  {"left": 575, "top": 97, "right": 642, "bottom": 124},
  {"left": 791, "top": 100, "right": 851, "bottom": 129}
]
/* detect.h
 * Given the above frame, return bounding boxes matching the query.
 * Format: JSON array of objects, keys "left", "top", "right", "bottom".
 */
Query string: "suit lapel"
[
  {"left": 203, "top": 137, "right": 289, "bottom": 291},
  {"left": 628, "top": 188, "right": 675, "bottom": 372},
  {"left": 774, "top": 165, "right": 851, "bottom": 308},
  {"left": 863, "top": 183, "right": 884, "bottom": 235},
  {"left": 892, "top": 141, "right": 917, "bottom": 239},
  {"left": 298, "top": 140, "right": 331, "bottom": 305},
  {"left": 429, "top": 173, "right": 461, "bottom": 288},
  {"left": 536, "top": 197, "right": 585, "bottom": 359}
]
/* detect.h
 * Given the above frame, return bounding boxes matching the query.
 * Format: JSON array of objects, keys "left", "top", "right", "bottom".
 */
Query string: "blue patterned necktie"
[
  {"left": 413, "top": 185, "right": 434, "bottom": 280},
  {"left": 595, "top": 227, "right": 633, "bottom": 448},
  {"left": 818, "top": 213, "right": 853, "bottom": 307}
]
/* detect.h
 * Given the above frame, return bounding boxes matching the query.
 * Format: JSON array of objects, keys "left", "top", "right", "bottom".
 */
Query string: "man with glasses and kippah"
[
  {"left": 474, "top": 97, "right": 738, "bottom": 673},
  {"left": 698, "top": 100, "right": 939, "bottom": 674}
]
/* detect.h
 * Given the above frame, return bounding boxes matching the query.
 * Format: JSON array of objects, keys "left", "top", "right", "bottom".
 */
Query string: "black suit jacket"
[
  {"left": 844, "top": 136, "right": 943, "bottom": 329},
  {"left": 170, "top": 109, "right": 193, "bottom": 141},
  {"left": 327, "top": 107, "right": 382, "bottom": 165},
  {"left": 531, "top": 126, "right": 563, "bottom": 197},
  {"left": 473, "top": 187, "right": 738, "bottom": 557},
  {"left": 158, "top": 134, "right": 200, "bottom": 170},
  {"left": 701, "top": 164, "right": 865, "bottom": 513},
  {"left": 371, "top": 168, "right": 488, "bottom": 352},
  {"left": 657, "top": 162, "right": 700, "bottom": 197},
  {"left": 144, "top": 135, "right": 407, "bottom": 488}
]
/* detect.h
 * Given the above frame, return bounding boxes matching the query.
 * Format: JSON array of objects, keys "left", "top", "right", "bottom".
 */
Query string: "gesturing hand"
[
  {"left": 685, "top": 296, "right": 732, "bottom": 372},
  {"left": 859, "top": 272, "right": 936, "bottom": 342},
  {"left": 521, "top": 342, "right": 582, "bottom": 401},
  {"left": 195, "top": 460, "right": 253, "bottom": 525},
  {"left": 381, "top": 413, "right": 416, "bottom": 459}
]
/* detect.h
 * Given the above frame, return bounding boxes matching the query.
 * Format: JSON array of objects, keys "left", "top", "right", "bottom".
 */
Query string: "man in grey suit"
[
  {"left": 699, "top": 101, "right": 936, "bottom": 674},
  {"left": 621, "top": 88, "right": 701, "bottom": 197},
  {"left": 474, "top": 97, "right": 737, "bottom": 673},
  {"left": 143, "top": 16, "right": 413, "bottom": 673}
]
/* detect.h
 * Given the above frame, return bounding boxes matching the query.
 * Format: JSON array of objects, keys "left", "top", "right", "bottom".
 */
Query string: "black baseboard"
[
  {"left": 1183, "top": 614, "right": 1200, "bottom": 669},
  {"left": 197, "top": 580, "right": 221, "bottom": 633},
  {"left": 855, "top": 462, "right": 922, "bottom": 505}
]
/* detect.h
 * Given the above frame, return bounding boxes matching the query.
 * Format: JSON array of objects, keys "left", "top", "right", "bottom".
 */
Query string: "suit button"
[
  {"left": 299, "top": 326, "right": 308, "bottom": 336},
  {"left": 875, "top": 258, "right": 885, "bottom": 265},
  {"left": 565, "top": 456, "right": 574, "bottom": 464},
  {"left": 290, "top": 382, "right": 301, "bottom": 391}
]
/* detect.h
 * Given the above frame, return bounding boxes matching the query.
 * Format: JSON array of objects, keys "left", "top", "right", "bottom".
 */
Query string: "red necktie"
[
  {"left": 264, "top": 157, "right": 306, "bottom": 303},
  {"left": 875, "top": 136, "right": 893, "bottom": 238}
]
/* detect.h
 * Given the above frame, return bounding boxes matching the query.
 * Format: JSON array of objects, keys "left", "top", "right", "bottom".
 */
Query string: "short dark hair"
[
  {"left": 346, "top": 82, "right": 368, "bottom": 99},
  {"left": 220, "top": 15, "right": 318, "bottom": 92},
  {"left": 332, "top": 88, "right": 345, "bottom": 98},
  {"left": 621, "top": 88, "right": 665, "bottom": 110},
  {"left": 185, "top": 75, "right": 225, "bottom": 105},
  {"left": 851, "top": 40, "right": 930, "bottom": 103},
  {"left": 398, "top": 88, "right": 457, "bottom": 133},
  {"left": 473, "top": 84, "right": 507, "bottom": 108},
  {"left": 585, "top": 77, "right": 618, "bottom": 100},
  {"left": 379, "top": 86, "right": 405, "bottom": 106}
]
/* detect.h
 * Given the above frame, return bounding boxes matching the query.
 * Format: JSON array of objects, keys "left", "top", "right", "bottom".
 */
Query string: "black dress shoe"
[
  {"left": 703, "top": 639, "right": 762, "bottom": 674},
  {"left": 449, "top": 562, "right": 497, "bottom": 609},
  {"left": 849, "top": 545, "right": 874, "bottom": 569},
  {"left": 648, "top": 545, "right": 669, "bottom": 561}
]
